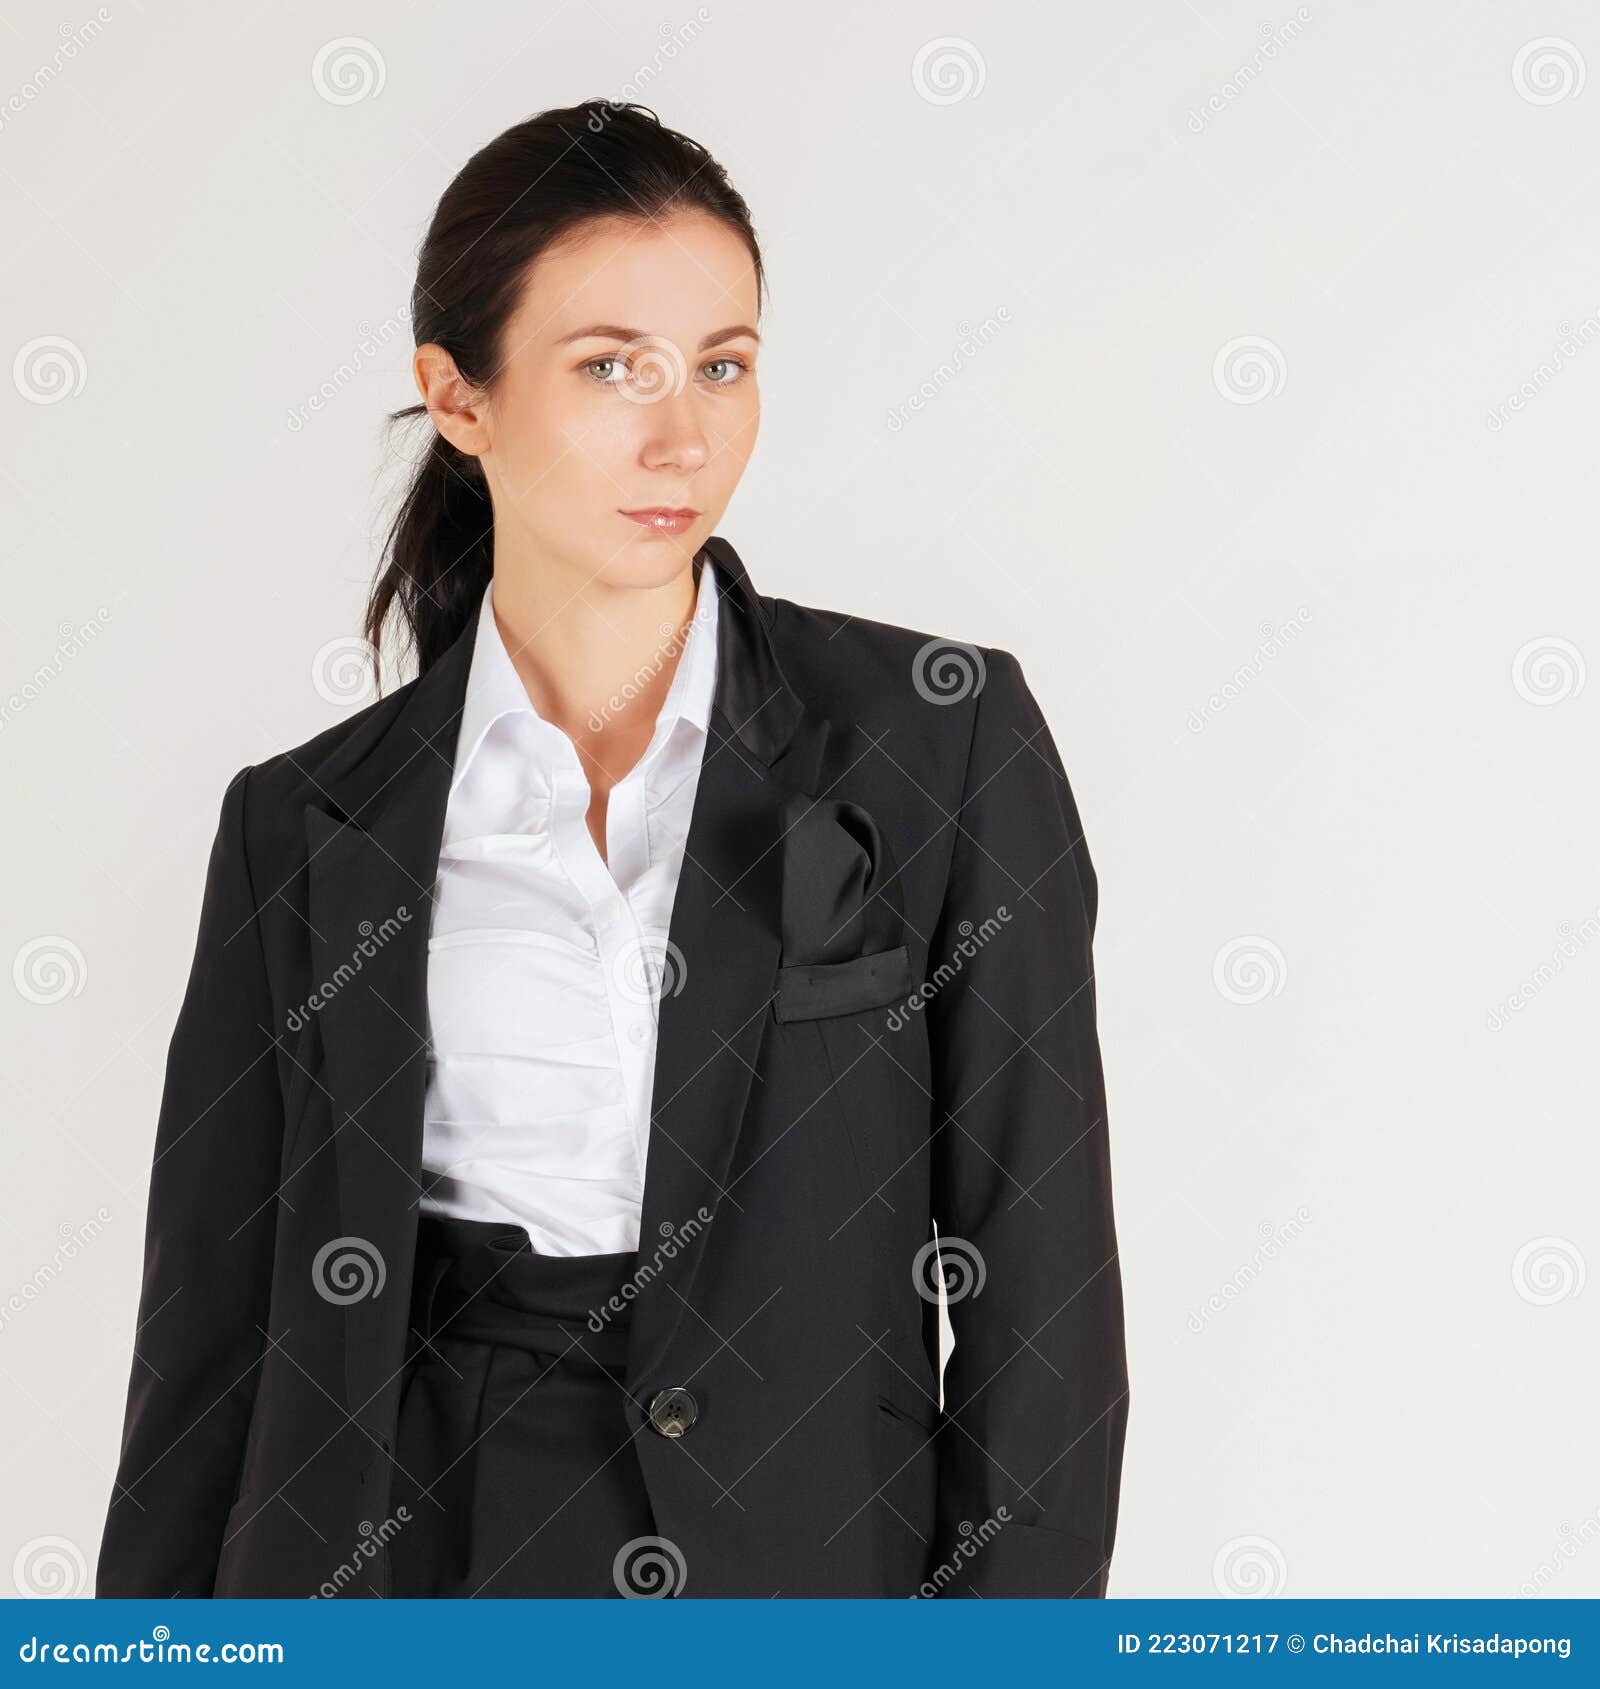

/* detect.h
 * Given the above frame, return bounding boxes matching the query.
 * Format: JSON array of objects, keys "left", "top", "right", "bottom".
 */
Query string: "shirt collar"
[{"left": 452, "top": 555, "right": 721, "bottom": 793}]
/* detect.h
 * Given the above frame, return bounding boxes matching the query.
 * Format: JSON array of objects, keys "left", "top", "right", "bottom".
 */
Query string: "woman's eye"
[
  {"left": 700, "top": 358, "right": 749, "bottom": 387},
  {"left": 583, "top": 357, "right": 626, "bottom": 385}
]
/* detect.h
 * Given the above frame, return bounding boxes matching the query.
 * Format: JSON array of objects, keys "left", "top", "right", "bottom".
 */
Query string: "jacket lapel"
[
  {"left": 302, "top": 537, "right": 825, "bottom": 1434},
  {"left": 622, "top": 600, "right": 829, "bottom": 1391},
  {"left": 303, "top": 612, "right": 474, "bottom": 1435}
]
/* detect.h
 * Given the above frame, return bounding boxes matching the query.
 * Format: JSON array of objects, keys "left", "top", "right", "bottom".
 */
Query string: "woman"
[{"left": 96, "top": 100, "right": 1128, "bottom": 1600}]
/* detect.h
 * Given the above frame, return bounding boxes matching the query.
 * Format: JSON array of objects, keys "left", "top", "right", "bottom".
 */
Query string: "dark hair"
[{"left": 364, "top": 99, "right": 765, "bottom": 688}]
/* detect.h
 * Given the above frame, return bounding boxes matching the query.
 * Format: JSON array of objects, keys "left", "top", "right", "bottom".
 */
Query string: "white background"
[{"left": 0, "top": 0, "right": 1595, "bottom": 1598}]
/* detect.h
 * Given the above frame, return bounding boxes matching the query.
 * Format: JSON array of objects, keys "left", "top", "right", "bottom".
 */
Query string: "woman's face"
[{"left": 422, "top": 210, "right": 761, "bottom": 593}]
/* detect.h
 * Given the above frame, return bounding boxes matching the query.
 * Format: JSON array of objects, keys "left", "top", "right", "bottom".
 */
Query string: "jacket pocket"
[{"left": 773, "top": 944, "right": 913, "bottom": 1023}]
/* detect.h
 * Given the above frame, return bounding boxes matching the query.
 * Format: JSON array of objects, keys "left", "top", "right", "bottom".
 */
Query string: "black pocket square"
[{"left": 774, "top": 795, "right": 911, "bottom": 1020}]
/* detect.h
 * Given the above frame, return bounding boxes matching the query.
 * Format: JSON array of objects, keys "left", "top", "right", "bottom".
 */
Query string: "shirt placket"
[{"left": 548, "top": 749, "right": 657, "bottom": 1191}]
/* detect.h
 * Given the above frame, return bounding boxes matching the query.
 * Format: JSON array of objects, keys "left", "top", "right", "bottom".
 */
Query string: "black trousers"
[{"left": 388, "top": 1213, "right": 666, "bottom": 1597}]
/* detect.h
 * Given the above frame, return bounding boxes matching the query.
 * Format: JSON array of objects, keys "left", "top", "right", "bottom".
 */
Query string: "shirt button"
[
  {"left": 647, "top": 1386, "right": 699, "bottom": 1438},
  {"left": 627, "top": 1020, "right": 648, "bottom": 1045}
]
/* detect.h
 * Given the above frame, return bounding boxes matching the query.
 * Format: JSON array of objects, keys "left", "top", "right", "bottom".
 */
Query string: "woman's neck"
[{"left": 488, "top": 550, "right": 701, "bottom": 799}]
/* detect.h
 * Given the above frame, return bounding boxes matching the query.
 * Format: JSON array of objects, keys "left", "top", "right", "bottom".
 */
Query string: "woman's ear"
[{"left": 413, "top": 342, "right": 490, "bottom": 457}]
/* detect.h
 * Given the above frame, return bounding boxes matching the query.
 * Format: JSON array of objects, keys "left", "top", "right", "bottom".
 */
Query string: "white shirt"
[{"left": 419, "top": 559, "right": 721, "bottom": 1255}]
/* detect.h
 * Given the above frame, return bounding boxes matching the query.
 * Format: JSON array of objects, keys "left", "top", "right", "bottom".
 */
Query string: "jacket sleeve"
[
  {"left": 922, "top": 649, "right": 1129, "bottom": 1597},
  {"left": 96, "top": 764, "right": 283, "bottom": 1597}
]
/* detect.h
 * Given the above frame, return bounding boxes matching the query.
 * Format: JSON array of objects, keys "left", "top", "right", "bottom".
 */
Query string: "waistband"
[{"left": 408, "top": 1213, "right": 640, "bottom": 1370}]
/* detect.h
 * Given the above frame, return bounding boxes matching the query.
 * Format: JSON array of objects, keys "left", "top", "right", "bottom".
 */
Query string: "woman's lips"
[{"left": 618, "top": 507, "right": 700, "bottom": 535}]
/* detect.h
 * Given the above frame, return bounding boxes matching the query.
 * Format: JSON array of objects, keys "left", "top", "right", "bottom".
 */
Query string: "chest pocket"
[{"left": 773, "top": 944, "right": 913, "bottom": 1023}]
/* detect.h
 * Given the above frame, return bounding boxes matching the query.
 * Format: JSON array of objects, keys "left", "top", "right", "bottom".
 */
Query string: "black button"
[{"left": 647, "top": 1385, "right": 699, "bottom": 1438}]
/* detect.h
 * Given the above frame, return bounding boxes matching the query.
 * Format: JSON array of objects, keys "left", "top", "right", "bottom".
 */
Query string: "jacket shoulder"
[
  {"left": 764, "top": 593, "right": 1036, "bottom": 790},
  {"left": 228, "top": 676, "right": 420, "bottom": 857},
  {"left": 766, "top": 593, "right": 1016, "bottom": 723}
]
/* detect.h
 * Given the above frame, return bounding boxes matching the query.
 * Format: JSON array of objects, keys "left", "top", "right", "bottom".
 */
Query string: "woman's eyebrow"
[{"left": 557, "top": 323, "right": 760, "bottom": 349}]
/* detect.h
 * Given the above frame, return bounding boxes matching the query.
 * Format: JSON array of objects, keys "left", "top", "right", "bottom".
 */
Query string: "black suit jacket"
[{"left": 96, "top": 536, "right": 1129, "bottom": 1599}]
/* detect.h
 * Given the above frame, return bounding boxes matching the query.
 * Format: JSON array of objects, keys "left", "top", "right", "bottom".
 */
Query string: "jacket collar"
[{"left": 310, "top": 532, "right": 803, "bottom": 835}]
